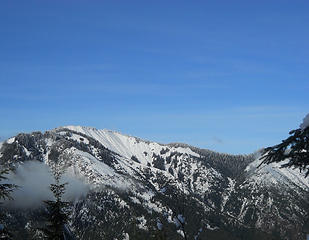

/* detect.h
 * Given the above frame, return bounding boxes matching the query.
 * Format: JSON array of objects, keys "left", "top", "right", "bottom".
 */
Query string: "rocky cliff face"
[{"left": 0, "top": 126, "right": 308, "bottom": 240}]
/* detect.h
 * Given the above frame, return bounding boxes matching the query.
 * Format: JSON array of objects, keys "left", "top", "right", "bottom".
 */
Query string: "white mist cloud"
[{"left": 3, "top": 161, "right": 90, "bottom": 209}]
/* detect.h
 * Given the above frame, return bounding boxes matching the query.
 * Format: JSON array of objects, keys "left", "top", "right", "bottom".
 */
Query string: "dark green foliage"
[
  {"left": 152, "top": 153, "right": 165, "bottom": 170},
  {"left": 168, "top": 143, "right": 255, "bottom": 178},
  {"left": 199, "top": 153, "right": 255, "bottom": 178},
  {"left": 131, "top": 155, "right": 140, "bottom": 163},
  {"left": 0, "top": 169, "right": 17, "bottom": 202},
  {"left": 261, "top": 126, "right": 309, "bottom": 177},
  {"left": 177, "top": 171, "right": 184, "bottom": 182},
  {"left": 48, "top": 148, "right": 61, "bottom": 162},
  {"left": 160, "top": 148, "right": 169, "bottom": 155},
  {"left": 166, "top": 156, "right": 172, "bottom": 164},
  {"left": 0, "top": 226, "right": 13, "bottom": 240},
  {"left": 0, "top": 168, "right": 17, "bottom": 240},
  {"left": 41, "top": 167, "right": 70, "bottom": 240}
]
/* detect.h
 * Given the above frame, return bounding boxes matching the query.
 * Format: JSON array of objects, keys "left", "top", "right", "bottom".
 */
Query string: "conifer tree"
[
  {"left": 0, "top": 168, "right": 18, "bottom": 240},
  {"left": 0, "top": 169, "right": 17, "bottom": 202},
  {"left": 41, "top": 165, "right": 70, "bottom": 240},
  {"left": 261, "top": 125, "right": 309, "bottom": 177}
]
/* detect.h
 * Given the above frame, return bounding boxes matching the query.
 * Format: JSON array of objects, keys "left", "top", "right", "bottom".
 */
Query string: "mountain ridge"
[
  {"left": 55, "top": 125, "right": 259, "bottom": 159},
  {"left": 0, "top": 125, "right": 308, "bottom": 239}
]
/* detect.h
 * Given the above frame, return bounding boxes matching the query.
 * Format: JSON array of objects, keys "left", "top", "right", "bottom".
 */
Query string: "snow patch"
[
  {"left": 7, "top": 137, "right": 15, "bottom": 144},
  {"left": 123, "top": 233, "right": 130, "bottom": 240},
  {"left": 70, "top": 133, "right": 90, "bottom": 144},
  {"left": 23, "top": 146, "right": 31, "bottom": 157},
  {"left": 137, "top": 216, "right": 147, "bottom": 230},
  {"left": 177, "top": 229, "right": 185, "bottom": 237},
  {"left": 206, "top": 223, "right": 219, "bottom": 231}
]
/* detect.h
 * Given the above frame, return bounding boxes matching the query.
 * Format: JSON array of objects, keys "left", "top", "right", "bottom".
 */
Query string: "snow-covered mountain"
[{"left": 0, "top": 126, "right": 308, "bottom": 240}]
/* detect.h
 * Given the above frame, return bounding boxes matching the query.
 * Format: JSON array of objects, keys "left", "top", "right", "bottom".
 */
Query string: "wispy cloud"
[{"left": 4, "top": 161, "right": 89, "bottom": 209}]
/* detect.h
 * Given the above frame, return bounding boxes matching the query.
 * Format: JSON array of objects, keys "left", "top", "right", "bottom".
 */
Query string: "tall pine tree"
[
  {"left": 0, "top": 168, "right": 18, "bottom": 240},
  {"left": 0, "top": 169, "right": 17, "bottom": 201},
  {"left": 41, "top": 165, "right": 70, "bottom": 240}
]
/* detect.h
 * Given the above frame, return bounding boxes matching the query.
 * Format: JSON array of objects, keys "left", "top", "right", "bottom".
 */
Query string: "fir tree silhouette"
[
  {"left": 0, "top": 168, "right": 18, "bottom": 240},
  {"left": 41, "top": 164, "right": 73, "bottom": 240}
]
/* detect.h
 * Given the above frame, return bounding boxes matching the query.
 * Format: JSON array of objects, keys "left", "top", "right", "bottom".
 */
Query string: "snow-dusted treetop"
[{"left": 300, "top": 113, "right": 309, "bottom": 130}]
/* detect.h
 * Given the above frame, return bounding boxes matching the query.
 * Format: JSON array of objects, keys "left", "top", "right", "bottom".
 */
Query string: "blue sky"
[{"left": 0, "top": 0, "right": 308, "bottom": 154}]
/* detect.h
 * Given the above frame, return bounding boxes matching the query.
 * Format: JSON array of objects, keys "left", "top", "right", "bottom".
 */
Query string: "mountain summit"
[{"left": 0, "top": 126, "right": 308, "bottom": 240}]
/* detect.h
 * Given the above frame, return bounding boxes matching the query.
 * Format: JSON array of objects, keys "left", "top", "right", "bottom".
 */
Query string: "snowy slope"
[
  {"left": 56, "top": 126, "right": 199, "bottom": 165},
  {"left": 245, "top": 156, "right": 309, "bottom": 190},
  {"left": 52, "top": 126, "right": 221, "bottom": 197}
]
